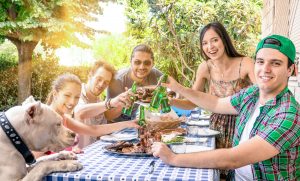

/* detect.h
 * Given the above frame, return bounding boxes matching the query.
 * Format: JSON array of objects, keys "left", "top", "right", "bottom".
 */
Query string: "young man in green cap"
[{"left": 151, "top": 34, "right": 299, "bottom": 180}]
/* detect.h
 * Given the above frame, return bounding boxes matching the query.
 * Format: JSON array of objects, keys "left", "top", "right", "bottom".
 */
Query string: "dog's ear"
[
  {"left": 24, "top": 101, "right": 42, "bottom": 124},
  {"left": 22, "top": 95, "right": 36, "bottom": 106}
]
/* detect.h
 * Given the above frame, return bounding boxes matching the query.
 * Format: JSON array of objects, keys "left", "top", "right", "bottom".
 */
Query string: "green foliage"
[
  {"left": 0, "top": 0, "right": 103, "bottom": 103},
  {"left": 0, "top": 0, "right": 101, "bottom": 48},
  {"left": 0, "top": 40, "right": 18, "bottom": 70},
  {"left": 93, "top": 34, "right": 139, "bottom": 69},
  {"left": 0, "top": 64, "right": 18, "bottom": 111},
  {"left": 31, "top": 57, "right": 89, "bottom": 103},
  {"left": 0, "top": 53, "right": 89, "bottom": 111},
  {"left": 124, "top": 0, "right": 262, "bottom": 87}
]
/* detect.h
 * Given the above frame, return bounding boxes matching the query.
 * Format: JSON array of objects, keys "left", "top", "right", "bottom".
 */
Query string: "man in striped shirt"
[{"left": 151, "top": 34, "right": 299, "bottom": 180}]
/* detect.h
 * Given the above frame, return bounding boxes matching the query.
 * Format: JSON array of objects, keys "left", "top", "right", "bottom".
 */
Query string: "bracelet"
[
  {"left": 105, "top": 98, "right": 112, "bottom": 110},
  {"left": 108, "top": 98, "right": 113, "bottom": 109}
]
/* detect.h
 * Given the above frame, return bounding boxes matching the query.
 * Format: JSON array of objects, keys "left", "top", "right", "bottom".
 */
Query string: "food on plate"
[
  {"left": 105, "top": 108, "right": 186, "bottom": 155},
  {"left": 105, "top": 127, "right": 187, "bottom": 155},
  {"left": 160, "top": 128, "right": 186, "bottom": 144},
  {"left": 105, "top": 141, "right": 133, "bottom": 150},
  {"left": 162, "top": 135, "right": 184, "bottom": 144},
  {"left": 136, "top": 87, "right": 154, "bottom": 103},
  {"left": 136, "top": 87, "right": 176, "bottom": 103},
  {"left": 105, "top": 140, "right": 152, "bottom": 154}
]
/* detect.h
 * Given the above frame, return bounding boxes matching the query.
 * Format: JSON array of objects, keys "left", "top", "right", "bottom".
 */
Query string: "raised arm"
[
  {"left": 104, "top": 78, "right": 124, "bottom": 121},
  {"left": 63, "top": 115, "right": 138, "bottom": 137},
  {"left": 163, "top": 76, "right": 237, "bottom": 115},
  {"left": 170, "top": 62, "right": 208, "bottom": 110},
  {"left": 75, "top": 90, "right": 132, "bottom": 121},
  {"left": 245, "top": 57, "right": 256, "bottom": 84}
]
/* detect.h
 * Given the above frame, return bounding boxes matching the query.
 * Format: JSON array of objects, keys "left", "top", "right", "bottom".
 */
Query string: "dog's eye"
[{"left": 56, "top": 123, "right": 61, "bottom": 127}]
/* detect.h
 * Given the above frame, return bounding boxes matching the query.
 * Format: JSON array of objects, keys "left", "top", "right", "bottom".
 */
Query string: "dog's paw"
[
  {"left": 56, "top": 151, "right": 77, "bottom": 160},
  {"left": 58, "top": 160, "right": 83, "bottom": 172}
]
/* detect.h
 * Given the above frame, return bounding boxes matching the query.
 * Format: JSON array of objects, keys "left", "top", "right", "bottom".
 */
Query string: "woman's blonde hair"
[{"left": 46, "top": 73, "right": 81, "bottom": 105}]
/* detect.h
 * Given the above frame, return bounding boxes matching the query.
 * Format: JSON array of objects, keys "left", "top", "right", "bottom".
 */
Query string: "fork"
[{"left": 148, "top": 160, "right": 156, "bottom": 174}]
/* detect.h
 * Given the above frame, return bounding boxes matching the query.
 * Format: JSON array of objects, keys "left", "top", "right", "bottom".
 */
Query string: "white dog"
[{"left": 0, "top": 97, "right": 82, "bottom": 180}]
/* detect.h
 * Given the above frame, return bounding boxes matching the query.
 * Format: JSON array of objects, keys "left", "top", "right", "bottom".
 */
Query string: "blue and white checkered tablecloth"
[{"left": 43, "top": 129, "right": 218, "bottom": 181}]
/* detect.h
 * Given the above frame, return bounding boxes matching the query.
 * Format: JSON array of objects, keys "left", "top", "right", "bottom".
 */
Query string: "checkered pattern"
[
  {"left": 231, "top": 85, "right": 300, "bottom": 180},
  {"left": 43, "top": 128, "right": 218, "bottom": 181}
]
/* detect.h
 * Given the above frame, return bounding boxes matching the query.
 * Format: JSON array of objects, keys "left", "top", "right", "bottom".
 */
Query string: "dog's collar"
[{"left": 0, "top": 112, "right": 36, "bottom": 165}]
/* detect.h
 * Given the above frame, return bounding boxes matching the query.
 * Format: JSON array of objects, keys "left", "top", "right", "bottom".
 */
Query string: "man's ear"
[
  {"left": 24, "top": 101, "right": 42, "bottom": 125},
  {"left": 288, "top": 64, "right": 295, "bottom": 77}
]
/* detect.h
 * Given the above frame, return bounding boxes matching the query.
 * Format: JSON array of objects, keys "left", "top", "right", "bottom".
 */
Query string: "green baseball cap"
[{"left": 255, "top": 34, "right": 296, "bottom": 63}]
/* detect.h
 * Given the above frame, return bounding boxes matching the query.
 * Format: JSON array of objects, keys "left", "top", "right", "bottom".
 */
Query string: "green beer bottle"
[
  {"left": 122, "top": 82, "right": 137, "bottom": 117},
  {"left": 150, "top": 74, "right": 168, "bottom": 109},
  {"left": 138, "top": 105, "right": 146, "bottom": 126},
  {"left": 160, "top": 97, "right": 171, "bottom": 113}
]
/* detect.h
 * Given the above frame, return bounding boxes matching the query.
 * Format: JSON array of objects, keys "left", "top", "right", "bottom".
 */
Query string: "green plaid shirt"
[{"left": 230, "top": 85, "right": 300, "bottom": 180}]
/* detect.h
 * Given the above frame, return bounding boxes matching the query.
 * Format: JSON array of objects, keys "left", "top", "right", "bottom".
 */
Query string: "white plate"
[
  {"left": 170, "top": 144, "right": 213, "bottom": 153},
  {"left": 198, "top": 114, "right": 210, "bottom": 120},
  {"left": 197, "top": 128, "right": 220, "bottom": 136},
  {"left": 184, "top": 137, "right": 208, "bottom": 143},
  {"left": 185, "top": 145, "right": 213, "bottom": 153},
  {"left": 100, "top": 133, "right": 138, "bottom": 142},
  {"left": 186, "top": 120, "right": 210, "bottom": 126}
]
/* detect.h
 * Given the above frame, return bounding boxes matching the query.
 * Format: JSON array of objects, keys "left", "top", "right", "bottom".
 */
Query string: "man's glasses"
[{"left": 133, "top": 60, "right": 152, "bottom": 66}]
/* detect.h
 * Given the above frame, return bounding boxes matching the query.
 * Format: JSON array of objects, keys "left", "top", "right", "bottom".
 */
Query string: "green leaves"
[
  {"left": 92, "top": 34, "right": 139, "bottom": 69},
  {"left": 0, "top": 0, "right": 101, "bottom": 48},
  {"left": 124, "top": 0, "right": 262, "bottom": 87}
]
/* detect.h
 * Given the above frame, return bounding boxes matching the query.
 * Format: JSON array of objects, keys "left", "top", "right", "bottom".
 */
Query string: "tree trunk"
[{"left": 9, "top": 38, "right": 37, "bottom": 104}]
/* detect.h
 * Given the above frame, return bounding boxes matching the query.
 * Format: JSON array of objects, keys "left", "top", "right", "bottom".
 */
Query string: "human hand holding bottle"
[
  {"left": 161, "top": 76, "right": 182, "bottom": 93},
  {"left": 122, "top": 82, "right": 137, "bottom": 116},
  {"left": 110, "top": 89, "right": 135, "bottom": 109}
]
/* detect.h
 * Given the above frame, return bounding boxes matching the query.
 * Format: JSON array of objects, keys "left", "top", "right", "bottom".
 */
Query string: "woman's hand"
[
  {"left": 125, "top": 119, "right": 140, "bottom": 129},
  {"left": 151, "top": 142, "right": 176, "bottom": 165},
  {"left": 161, "top": 76, "right": 182, "bottom": 93}
]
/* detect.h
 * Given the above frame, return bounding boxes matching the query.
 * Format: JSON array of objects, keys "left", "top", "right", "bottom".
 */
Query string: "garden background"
[{"left": 0, "top": 0, "right": 262, "bottom": 111}]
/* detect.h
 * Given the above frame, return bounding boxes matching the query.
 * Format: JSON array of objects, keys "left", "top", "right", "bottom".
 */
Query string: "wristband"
[
  {"left": 108, "top": 98, "right": 113, "bottom": 109},
  {"left": 105, "top": 98, "right": 112, "bottom": 110}
]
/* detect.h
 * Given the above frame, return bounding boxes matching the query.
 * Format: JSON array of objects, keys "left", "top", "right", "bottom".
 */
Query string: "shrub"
[{"left": 0, "top": 55, "right": 89, "bottom": 111}]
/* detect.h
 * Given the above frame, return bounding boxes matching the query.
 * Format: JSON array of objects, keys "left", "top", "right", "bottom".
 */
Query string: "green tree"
[
  {"left": 124, "top": 0, "right": 262, "bottom": 86},
  {"left": 93, "top": 34, "right": 139, "bottom": 69},
  {"left": 0, "top": 0, "right": 101, "bottom": 103},
  {"left": 0, "top": 40, "right": 18, "bottom": 70}
]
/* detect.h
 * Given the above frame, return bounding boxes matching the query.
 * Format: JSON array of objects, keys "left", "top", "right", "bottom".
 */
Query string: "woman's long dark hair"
[{"left": 199, "top": 22, "right": 244, "bottom": 60}]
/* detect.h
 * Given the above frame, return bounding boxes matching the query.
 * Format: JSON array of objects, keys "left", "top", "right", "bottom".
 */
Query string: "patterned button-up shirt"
[{"left": 230, "top": 85, "right": 300, "bottom": 180}]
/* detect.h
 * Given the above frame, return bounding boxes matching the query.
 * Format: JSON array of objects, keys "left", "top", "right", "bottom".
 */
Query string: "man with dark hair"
[
  {"left": 106, "top": 44, "right": 163, "bottom": 122},
  {"left": 152, "top": 35, "right": 300, "bottom": 180}
]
